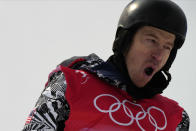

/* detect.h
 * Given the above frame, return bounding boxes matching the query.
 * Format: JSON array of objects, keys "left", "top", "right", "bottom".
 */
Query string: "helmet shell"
[
  {"left": 117, "top": 0, "right": 187, "bottom": 49},
  {"left": 113, "top": 0, "right": 187, "bottom": 71}
]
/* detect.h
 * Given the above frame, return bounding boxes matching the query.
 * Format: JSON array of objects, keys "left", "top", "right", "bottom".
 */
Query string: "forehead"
[{"left": 138, "top": 26, "right": 175, "bottom": 44}]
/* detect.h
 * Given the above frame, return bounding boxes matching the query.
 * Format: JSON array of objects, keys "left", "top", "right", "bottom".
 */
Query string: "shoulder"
[
  {"left": 154, "top": 95, "right": 184, "bottom": 115},
  {"left": 59, "top": 55, "right": 87, "bottom": 68},
  {"left": 155, "top": 94, "right": 180, "bottom": 106},
  {"left": 155, "top": 95, "right": 190, "bottom": 130},
  {"left": 59, "top": 53, "right": 102, "bottom": 69}
]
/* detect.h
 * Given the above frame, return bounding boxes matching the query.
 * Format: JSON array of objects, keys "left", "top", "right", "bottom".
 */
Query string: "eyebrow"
[
  {"left": 144, "top": 32, "right": 174, "bottom": 47},
  {"left": 144, "top": 33, "right": 159, "bottom": 40}
]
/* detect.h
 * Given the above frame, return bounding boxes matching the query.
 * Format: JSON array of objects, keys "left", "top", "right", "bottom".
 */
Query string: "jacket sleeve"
[
  {"left": 22, "top": 69, "right": 70, "bottom": 131},
  {"left": 176, "top": 110, "right": 190, "bottom": 131}
]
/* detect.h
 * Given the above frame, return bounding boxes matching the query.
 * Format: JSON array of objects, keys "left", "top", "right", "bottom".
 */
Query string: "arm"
[
  {"left": 176, "top": 110, "right": 190, "bottom": 131},
  {"left": 22, "top": 70, "right": 70, "bottom": 131},
  {"left": 22, "top": 55, "right": 89, "bottom": 131}
]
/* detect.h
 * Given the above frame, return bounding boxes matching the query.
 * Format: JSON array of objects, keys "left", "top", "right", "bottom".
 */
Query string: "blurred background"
[{"left": 0, "top": 0, "right": 195, "bottom": 130}]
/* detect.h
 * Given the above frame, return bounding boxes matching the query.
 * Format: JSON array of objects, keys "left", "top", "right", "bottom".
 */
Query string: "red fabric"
[
  {"left": 68, "top": 58, "right": 86, "bottom": 68},
  {"left": 60, "top": 66, "right": 183, "bottom": 131}
]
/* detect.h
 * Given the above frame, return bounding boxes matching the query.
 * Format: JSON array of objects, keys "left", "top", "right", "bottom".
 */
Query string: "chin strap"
[
  {"left": 140, "top": 69, "right": 171, "bottom": 98},
  {"left": 161, "top": 70, "right": 171, "bottom": 82}
]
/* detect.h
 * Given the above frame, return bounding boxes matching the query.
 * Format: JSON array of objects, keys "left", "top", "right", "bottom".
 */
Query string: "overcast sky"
[{"left": 0, "top": 0, "right": 195, "bottom": 130}]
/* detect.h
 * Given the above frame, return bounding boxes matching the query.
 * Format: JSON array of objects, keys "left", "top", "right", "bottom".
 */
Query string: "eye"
[
  {"left": 163, "top": 45, "right": 172, "bottom": 51},
  {"left": 146, "top": 38, "right": 157, "bottom": 44}
]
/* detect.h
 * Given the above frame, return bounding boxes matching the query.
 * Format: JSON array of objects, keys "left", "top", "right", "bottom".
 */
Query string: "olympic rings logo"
[{"left": 93, "top": 94, "right": 167, "bottom": 131}]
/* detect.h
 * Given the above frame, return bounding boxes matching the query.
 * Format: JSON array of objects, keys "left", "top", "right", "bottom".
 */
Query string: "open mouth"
[{"left": 144, "top": 67, "right": 154, "bottom": 76}]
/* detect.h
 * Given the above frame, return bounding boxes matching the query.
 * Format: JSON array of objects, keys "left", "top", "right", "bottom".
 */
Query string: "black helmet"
[{"left": 113, "top": 0, "right": 187, "bottom": 71}]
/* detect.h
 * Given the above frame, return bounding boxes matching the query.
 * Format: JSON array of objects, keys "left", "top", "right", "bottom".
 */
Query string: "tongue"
[{"left": 145, "top": 67, "right": 153, "bottom": 76}]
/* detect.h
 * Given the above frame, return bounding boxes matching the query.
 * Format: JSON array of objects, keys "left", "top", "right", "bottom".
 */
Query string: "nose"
[{"left": 151, "top": 48, "right": 164, "bottom": 62}]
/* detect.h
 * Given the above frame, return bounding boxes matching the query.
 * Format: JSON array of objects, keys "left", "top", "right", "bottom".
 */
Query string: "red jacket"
[
  {"left": 61, "top": 66, "right": 183, "bottom": 131},
  {"left": 22, "top": 54, "right": 189, "bottom": 131}
]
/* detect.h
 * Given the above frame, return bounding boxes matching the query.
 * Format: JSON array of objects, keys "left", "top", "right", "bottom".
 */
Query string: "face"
[{"left": 125, "top": 26, "right": 175, "bottom": 88}]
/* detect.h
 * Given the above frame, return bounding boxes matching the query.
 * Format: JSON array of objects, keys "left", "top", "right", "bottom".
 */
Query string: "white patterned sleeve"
[
  {"left": 176, "top": 110, "right": 190, "bottom": 131},
  {"left": 22, "top": 70, "right": 70, "bottom": 131}
]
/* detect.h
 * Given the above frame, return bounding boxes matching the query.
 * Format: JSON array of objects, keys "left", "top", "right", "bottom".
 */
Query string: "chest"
[{"left": 62, "top": 67, "right": 182, "bottom": 131}]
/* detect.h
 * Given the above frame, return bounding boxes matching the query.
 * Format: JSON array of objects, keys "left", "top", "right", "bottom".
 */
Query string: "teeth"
[{"left": 145, "top": 67, "right": 153, "bottom": 76}]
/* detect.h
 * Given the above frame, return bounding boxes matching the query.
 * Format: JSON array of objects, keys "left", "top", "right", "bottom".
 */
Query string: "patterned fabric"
[
  {"left": 22, "top": 71, "right": 69, "bottom": 131},
  {"left": 22, "top": 54, "right": 189, "bottom": 131},
  {"left": 176, "top": 110, "right": 190, "bottom": 131}
]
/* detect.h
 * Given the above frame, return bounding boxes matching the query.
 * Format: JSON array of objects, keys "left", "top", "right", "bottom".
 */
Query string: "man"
[{"left": 23, "top": 0, "right": 190, "bottom": 130}]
